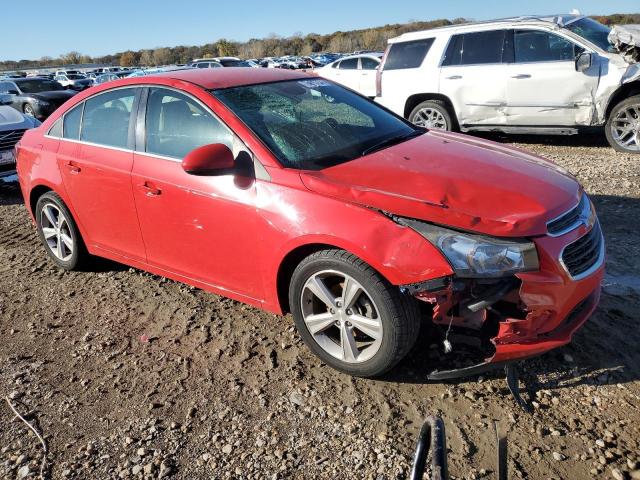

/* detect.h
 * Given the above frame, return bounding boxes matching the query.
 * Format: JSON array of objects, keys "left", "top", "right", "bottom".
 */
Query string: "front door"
[
  {"left": 505, "top": 29, "right": 600, "bottom": 126},
  {"left": 57, "top": 87, "right": 146, "bottom": 260},
  {"left": 131, "top": 87, "right": 264, "bottom": 300}
]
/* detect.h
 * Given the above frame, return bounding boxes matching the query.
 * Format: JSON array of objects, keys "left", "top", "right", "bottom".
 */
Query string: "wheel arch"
[
  {"left": 605, "top": 81, "right": 640, "bottom": 119},
  {"left": 29, "top": 184, "right": 54, "bottom": 217},
  {"left": 403, "top": 93, "right": 458, "bottom": 125}
]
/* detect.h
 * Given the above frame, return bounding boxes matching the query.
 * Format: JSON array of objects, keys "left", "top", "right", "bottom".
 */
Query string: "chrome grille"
[
  {"left": 561, "top": 222, "right": 603, "bottom": 279},
  {"left": 0, "top": 129, "right": 26, "bottom": 152},
  {"left": 547, "top": 195, "right": 589, "bottom": 236}
]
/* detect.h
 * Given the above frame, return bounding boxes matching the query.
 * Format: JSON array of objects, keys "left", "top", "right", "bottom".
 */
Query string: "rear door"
[
  {"left": 439, "top": 29, "right": 510, "bottom": 126},
  {"left": 57, "top": 87, "right": 146, "bottom": 260},
  {"left": 333, "top": 58, "right": 360, "bottom": 91},
  {"left": 358, "top": 57, "right": 380, "bottom": 97},
  {"left": 505, "top": 29, "right": 599, "bottom": 126}
]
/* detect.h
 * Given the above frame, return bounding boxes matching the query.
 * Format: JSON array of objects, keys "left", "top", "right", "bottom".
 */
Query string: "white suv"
[{"left": 375, "top": 15, "right": 640, "bottom": 153}]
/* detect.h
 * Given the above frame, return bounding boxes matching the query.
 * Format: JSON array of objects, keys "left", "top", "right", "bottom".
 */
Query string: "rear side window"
[
  {"left": 48, "top": 118, "right": 63, "bottom": 138},
  {"left": 443, "top": 30, "right": 507, "bottom": 66},
  {"left": 384, "top": 38, "right": 434, "bottom": 70},
  {"left": 80, "top": 88, "right": 136, "bottom": 148},
  {"left": 339, "top": 58, "right": 358, "bottom": 70},
  {"left": 145, "top": 87, "right": 232, "bottom": 159},
  {"left": 63, "top": 104, "right": 83, "bottom": 140}
]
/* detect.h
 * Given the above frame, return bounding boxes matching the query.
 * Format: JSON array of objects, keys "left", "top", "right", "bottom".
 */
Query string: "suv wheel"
[
  {"left": 409, "top": 100, "right": 454, "bottom": 131},
  {"left": 606, "top": 95, "right": 640, "bottom": 153},
  {"left": 35, "top": 192, "right": 89, "bottom": 270},
  {"left": 289, "top": 250, "right": 421, "bottom": 377}
]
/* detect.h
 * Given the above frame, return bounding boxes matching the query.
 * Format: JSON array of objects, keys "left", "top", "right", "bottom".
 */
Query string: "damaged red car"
[{"left": 16, "top": 69, "right": 605, "bottom": 377}]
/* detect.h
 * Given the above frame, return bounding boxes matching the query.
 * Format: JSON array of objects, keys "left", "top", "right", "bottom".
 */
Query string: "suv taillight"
[{"left": 376, "top": 46, "right": 390, "bottom": 97}]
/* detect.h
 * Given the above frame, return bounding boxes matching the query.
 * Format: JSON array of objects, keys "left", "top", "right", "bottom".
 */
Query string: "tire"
[
  {"left": 23, "top": 103, "right": 36, "bottom": 117},
  {"left": 35, "top": 191, "right": 89, "bottom": 270},
  {"left": 605, "top": 94, "right": 640, "bottom": 153},
  {"left": 409, "top": 100, "right": 456, "bottom": 131},
  {"left": 289, "top": 249, "right": 421, "bottom": 377}
]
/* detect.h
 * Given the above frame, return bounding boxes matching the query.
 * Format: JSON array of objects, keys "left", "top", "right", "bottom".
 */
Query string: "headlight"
[
  {"left": 33, "top": 98, "right": 49, "bottom": 106},
  {"left": 400, "top": 218, "right": 539, "bottom": 278}
]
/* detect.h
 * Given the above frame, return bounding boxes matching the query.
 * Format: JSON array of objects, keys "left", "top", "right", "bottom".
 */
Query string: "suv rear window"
[
  {"left": 442, "top": 30, "right": 508, "bottom": 66},
  {"left": 383, "top": 38, "right": 434, "bottom": 70}
]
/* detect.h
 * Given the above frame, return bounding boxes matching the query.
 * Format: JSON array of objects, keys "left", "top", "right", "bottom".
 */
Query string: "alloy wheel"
[
  {"left": 610, "top": 104, "right": 640, "bottom": 152},
  {"left": 412, "top": 107, "right": 448, "bottom": 129},
  {"left": 40, "top": 203, "right": 74, "bottom": 261},
  {"left": 300, "top": 270, "right": 383, "bottom": 363},
  {"left": 24, "top": 104, "right": 35, "bottom": 117}
]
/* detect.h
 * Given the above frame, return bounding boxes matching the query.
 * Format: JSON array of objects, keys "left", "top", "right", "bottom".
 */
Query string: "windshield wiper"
[{"left": 361, "top": 129, "right": 424, "bottom": 157}]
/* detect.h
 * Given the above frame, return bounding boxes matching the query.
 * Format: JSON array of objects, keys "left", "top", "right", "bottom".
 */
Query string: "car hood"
[
  {"left": 0, "top": 106, "right": 34, "bottom": 130},
  {"left": 31, "top": 91, "right": 76, "bottom": 103},
  {"left": 300, "top": 130, "right": 581, "bottom": 237}
]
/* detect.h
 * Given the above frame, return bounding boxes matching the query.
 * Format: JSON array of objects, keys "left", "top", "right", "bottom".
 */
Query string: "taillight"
[{"left": 376, "top": 45, "right": 390, "bottom": 97}]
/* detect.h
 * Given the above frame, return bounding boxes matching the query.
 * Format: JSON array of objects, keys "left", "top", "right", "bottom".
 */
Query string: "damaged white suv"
[{"left": 375, "top": 15, "right": 640, "bottom": 153}]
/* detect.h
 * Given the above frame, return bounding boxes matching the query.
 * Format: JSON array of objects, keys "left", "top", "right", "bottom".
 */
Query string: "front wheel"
[
  {"left": 409, "top": 100, "right": 455, "bottom": 131},
  {"left": 605, "top": 95, "right": 640, "bottom": 153},
  {"left": 289, "top": 250, "right": 421, "bottom": 377}
]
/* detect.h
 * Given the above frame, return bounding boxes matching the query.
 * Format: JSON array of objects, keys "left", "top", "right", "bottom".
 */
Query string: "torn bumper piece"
[{"left": 406, "top": 230, "right": 605, "bottom": 380}]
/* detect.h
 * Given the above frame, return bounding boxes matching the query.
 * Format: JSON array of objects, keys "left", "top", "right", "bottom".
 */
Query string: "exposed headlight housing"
[{"left": 399, "top": 218, "right": 539, "bottom": 278}]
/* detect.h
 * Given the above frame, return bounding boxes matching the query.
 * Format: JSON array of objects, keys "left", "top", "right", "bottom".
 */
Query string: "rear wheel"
[
  {"left": 289, "top": 249, "right": 421, "bottom": 377},
  {"left": 35, "top": 192, "right": 89, "bottom": 270},
  {"left": 605, "top": 95, "right": 640, "bottom": 153},
  {"left": 409, "top": 100, "right": 455, "bottom": 131}
]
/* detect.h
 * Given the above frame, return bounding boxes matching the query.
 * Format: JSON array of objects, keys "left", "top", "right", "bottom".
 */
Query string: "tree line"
[{"left": 2, "top": 14, "right": 639, "bottom": 71}]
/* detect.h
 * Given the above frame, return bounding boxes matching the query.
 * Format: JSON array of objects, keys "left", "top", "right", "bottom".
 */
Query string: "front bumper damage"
[{"left": 403, "top": 226, "right": 605, "bottom": 380}]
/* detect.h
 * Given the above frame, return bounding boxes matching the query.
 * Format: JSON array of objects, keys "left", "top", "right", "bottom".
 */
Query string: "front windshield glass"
[
  {"left": 564, "top": 17, "right": 613, "bottom": 51},
  {"left": 67, "top": 74, "right": 85, "bottom": 79},
  {"left": 17, "top": 79, "right": 64, "bottom": 93},
  {"left": 214, "top": 79, "right": 420, "bottom": 170}
]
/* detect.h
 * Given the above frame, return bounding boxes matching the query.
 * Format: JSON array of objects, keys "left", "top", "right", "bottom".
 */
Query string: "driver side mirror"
[
  {"left": 0, "top": 94, "right": 12, "bottom": 106},
  {"left": 182, "top": 143, "right": 235, "bottom": 176},
  {"left": 575, "top": 51, "right": 593, "bottom": 72}
]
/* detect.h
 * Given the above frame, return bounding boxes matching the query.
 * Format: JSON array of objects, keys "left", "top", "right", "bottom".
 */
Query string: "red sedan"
[{"left": 15, "top": 68, "right": 604, "bottom": 378}]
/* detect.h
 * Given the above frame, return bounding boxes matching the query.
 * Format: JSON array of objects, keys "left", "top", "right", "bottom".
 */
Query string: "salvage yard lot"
[{"left": 0, "top": 133, "right": 639, "bottom": 479}]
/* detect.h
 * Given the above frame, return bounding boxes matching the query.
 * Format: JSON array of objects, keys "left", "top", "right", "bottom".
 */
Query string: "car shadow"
[
  {"left": 382, "top": 193, "right": 640, "bottom": 394},
  {"left": 0, "top": 175, "right": 23, "bottom": 206}
]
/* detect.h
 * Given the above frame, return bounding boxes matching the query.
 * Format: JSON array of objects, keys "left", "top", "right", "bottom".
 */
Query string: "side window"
[
  {"left": 360, "top": 57, "right": 380, "bottom": 70},
  {"left": 0, "top": 82, "right": 9, "bottom": 93},
  {"left": 462, "top": 30, "right": 507, "bottom": 65},
  {"left": 514, "top": 30, "right": 579, "bottom": 62},
  {"left": 63, "top": 104, "right": 83, "bottom": 140},
  {"left": 383, "top": 38, "right": 434, "bottom": 70},
  {"left": 339, "top": 58, "right": 358, "bottom": 70},
  {"left": 48, "top": 118, "right": 63, "bottom": 137},
  {"left": 145, "top": 88, "right": 232, "bottom": 159},
  {"left": 80, "top": 88, "right": 136, "bottom": 148},
  {"left": 197, "top": 63, "right": 208, "bottom": 68}
]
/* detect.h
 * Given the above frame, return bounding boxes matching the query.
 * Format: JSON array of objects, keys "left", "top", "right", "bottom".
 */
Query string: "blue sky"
[{"left": 1, "top": 0, "right": 637, "bottom": 60}]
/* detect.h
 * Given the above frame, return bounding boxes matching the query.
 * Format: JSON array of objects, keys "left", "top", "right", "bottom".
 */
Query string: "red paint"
[
  {"left": 15, "top": 68, "right": 603, "bottom": 367},
  {"left": 182, "top": 143, "right": 235, "bottom": 174}
]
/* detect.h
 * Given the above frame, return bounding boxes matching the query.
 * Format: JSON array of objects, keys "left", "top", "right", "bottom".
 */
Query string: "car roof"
[
  {"left": 390, "top": 14, "right": 581, "bottom": 43},
  {"left": 149, "top": 67, "right": 310, "bottom": 89}
]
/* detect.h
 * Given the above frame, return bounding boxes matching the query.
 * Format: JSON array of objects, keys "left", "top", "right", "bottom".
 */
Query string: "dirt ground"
[{"left": 1, "top": 131, "right": 639, "bottom": 480}]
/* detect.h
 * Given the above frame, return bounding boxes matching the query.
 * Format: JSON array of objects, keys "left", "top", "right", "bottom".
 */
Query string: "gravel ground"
[{"left": 1, "top": 131, "right": 639, "bottom": 480}]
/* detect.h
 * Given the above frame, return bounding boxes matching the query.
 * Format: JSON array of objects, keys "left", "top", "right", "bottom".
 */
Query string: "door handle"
[
  {"left": 141, "top": 181, "right": 161, "bottom": 196},
  {"left": 511, "top": 74, "right": 531, "bottom": 79},
  {"left": 446, "top": 75, "right": 462, "bottom": 80},
  {"left": 65, "top": 161, "right": 81, "bottom": 174}
]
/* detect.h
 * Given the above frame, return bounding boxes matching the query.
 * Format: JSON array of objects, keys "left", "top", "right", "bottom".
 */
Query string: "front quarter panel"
[{"left": 258, "top": 170, "right": 454, "bottom": 313}]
